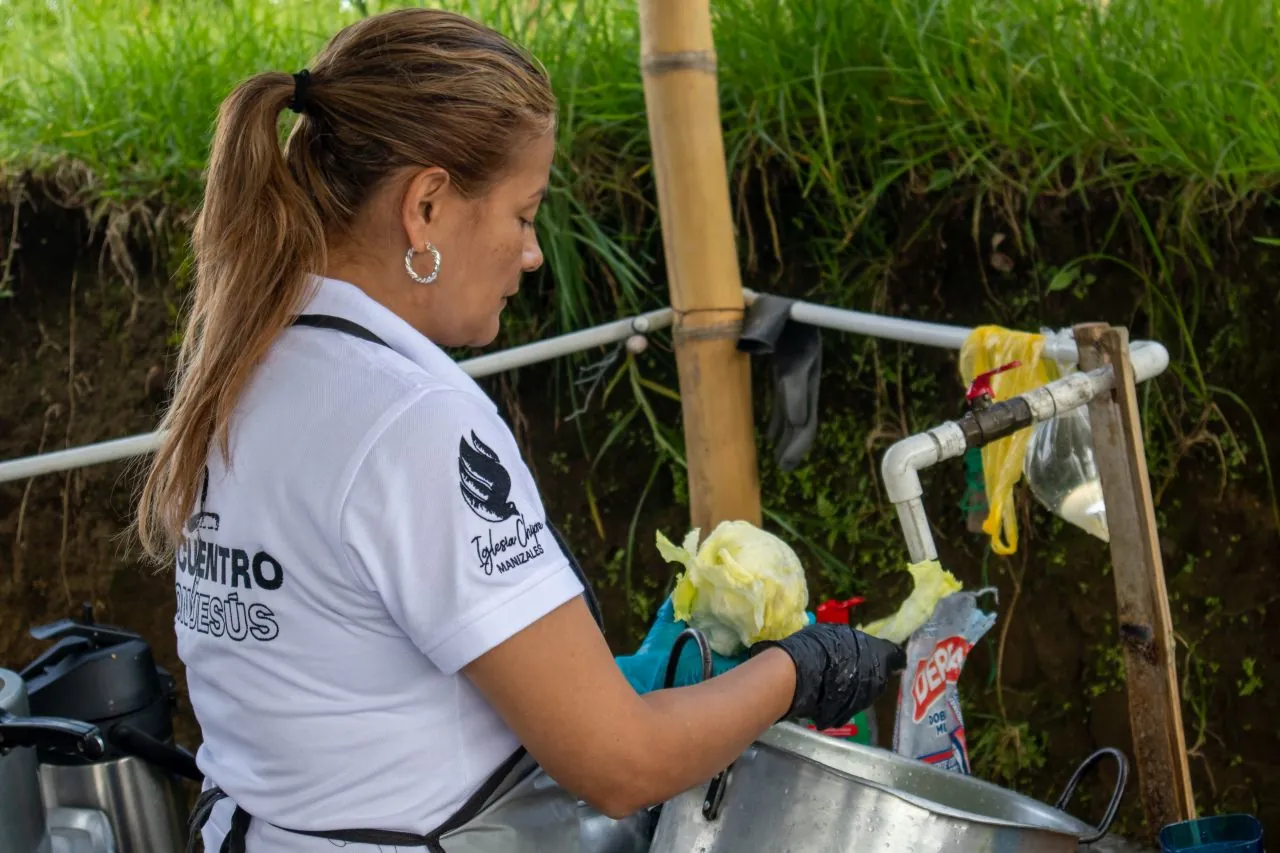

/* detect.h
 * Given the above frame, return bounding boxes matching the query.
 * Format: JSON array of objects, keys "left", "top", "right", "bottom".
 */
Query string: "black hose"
[
  {"left": 112, "top": 724, "right": 203, "bottom": 782},
  {"left": 662, "top": 628, "right": 714, "bottom": 689}
]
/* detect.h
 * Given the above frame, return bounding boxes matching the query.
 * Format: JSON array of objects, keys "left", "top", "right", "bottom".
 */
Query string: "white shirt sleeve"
[{"left": 338, "top": 387, "right": 584, "bottom": 674}]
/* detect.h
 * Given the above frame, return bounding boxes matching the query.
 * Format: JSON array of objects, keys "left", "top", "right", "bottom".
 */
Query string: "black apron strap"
[
  {"left": 292, "top": 313, "right": 391, "bottom": 349},
  {"left": 424, "top": 747, "right": 532, "bottom": 842},
  {"left": 223, "top": 806, "right": 252, "bottom": 853},
  {"left": 549, "top": 522, "right": 604, "bottom": 631},
  {"left": 186, "top": 787, "right": 225, "bottom": 853},
  {"left": 184, "top": 748, "right": 533, "bottom": 852},
  {"left": 186, "top": 784, "right": 435, "bottom": 850},
  {"left": 186, "top": 787, "right": 259, "bottom": 853}
]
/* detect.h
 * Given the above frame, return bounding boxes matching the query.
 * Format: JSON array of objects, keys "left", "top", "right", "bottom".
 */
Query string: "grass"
[{"left": 3, "top": 0, "right": 1279, "bottom": 313}]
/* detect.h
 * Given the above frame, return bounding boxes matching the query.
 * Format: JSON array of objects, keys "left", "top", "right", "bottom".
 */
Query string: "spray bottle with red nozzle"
[{"left": 801, "top": 597, "right": 876, "bottom": 745}]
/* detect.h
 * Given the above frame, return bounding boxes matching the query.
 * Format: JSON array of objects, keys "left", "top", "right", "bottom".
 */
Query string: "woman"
[{"left": 138, "top": 9, "right": 903, "bottom": 852}]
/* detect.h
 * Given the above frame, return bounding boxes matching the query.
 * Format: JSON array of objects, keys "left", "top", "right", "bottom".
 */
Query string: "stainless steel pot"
[
  {"left": 650, "top": 722, "right": 1128, "bottom": 853},
  {"left": 577, "top": 801, "right": 657, "bottom": 853}
]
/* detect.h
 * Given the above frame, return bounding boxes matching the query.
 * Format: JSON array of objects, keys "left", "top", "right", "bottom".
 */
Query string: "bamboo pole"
[
  {"left": 1075, "top": 323, "right": 1196, "bottom": 835},
  {"left": 638, "top": 0, "right": 761, "bottom": 532}
]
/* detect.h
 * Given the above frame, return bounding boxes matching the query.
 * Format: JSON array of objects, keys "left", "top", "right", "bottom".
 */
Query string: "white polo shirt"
[{"left": 177, "top": 275, "right": 584, "bottom": 852}]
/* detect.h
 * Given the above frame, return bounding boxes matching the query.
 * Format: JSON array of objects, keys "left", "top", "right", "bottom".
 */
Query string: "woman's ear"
[{"left": 400, "top": 166, "right": 452, "bottom": 247}]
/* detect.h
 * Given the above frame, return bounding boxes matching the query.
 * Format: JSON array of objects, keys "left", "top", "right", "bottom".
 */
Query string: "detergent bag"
[
  {"left": 892, "top": 590, "right": 996, "bottom": 774},
  {"left": 656, "top": 521, "right": 809, "bottom": 657}
]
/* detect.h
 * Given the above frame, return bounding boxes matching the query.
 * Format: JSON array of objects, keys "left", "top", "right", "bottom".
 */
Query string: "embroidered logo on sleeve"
[
  {"left": 458, "top": 431, "right": 545, "bottom": 575},
  {"left": 458, "top": 432, "right": 519, "bottom": 522}
]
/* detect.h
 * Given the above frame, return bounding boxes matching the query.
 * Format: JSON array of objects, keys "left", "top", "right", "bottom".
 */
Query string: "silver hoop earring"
[{"left": 405, "top": 243, "right": 441, "bottom": 285}]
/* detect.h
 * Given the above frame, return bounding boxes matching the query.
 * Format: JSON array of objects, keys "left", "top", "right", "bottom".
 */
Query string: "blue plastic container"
[{"left": 1159, "top": 814, "right": 1263, "bottom": 853}]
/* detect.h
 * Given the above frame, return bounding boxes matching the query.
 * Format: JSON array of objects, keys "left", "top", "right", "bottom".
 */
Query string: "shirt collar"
[{"left": 299, "top": 275, "right": 497, "bottom": 411}]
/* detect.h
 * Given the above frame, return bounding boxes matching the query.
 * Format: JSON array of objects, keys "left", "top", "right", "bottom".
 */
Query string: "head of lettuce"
[
  {"left": 613, "top": 520, "right": 814, "bottom": 694},
  {"left": 658, "top": 520, "right": 811, "bottom": 657}
]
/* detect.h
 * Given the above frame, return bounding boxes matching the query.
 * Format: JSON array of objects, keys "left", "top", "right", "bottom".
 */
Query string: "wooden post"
[
  {"left": 1075, "top": 323, "right": 1196, "bottom": 834},
  {"left": 638, "top": 0, "right": 761, "bottom": 532}
]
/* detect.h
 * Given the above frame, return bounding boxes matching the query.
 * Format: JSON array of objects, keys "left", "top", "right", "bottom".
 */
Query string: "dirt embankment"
[{"left": 2, "top": 189, "right": 1277, "bottom": 839}]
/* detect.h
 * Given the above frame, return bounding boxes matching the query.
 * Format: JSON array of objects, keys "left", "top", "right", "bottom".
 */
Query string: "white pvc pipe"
[
  {"left": 785, "top": 298, "right": 972, "bottom": 350},
  {"left": 745, "top": 289, "right": 1152, "bottom": 366},
  {"left": 0, "top": 289, "right": 1170, "bottom": 487},
  {"left": 881, "top": 339, "right": 1170, "bottom": 563},
  {"left": 0, "top": 308, "right": 673, "bottom": 485},
  {"left": 464, "top": 307, "right": 673, "bottom": 378},
  {"left": 0, "top": 433, "right": 165, "bottom": 483}
]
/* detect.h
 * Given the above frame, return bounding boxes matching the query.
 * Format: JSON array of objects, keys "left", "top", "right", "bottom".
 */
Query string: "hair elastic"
[{"left": 288, "top": 70, "right": 311, "bottom": 115}]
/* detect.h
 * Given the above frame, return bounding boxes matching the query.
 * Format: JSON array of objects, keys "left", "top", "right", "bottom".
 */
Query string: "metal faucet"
[{"left": 880, "top": 339, "right": 1170, "bottom": 563}]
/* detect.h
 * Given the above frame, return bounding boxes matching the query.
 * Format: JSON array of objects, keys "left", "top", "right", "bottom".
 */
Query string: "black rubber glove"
[{"left": 749, "top": 624, "right": 906, "bottom": 731}]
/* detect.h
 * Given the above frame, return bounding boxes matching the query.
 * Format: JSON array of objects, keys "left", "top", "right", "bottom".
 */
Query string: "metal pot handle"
[
  {"left": 661, "top": 628, "right": 729, "bottom": 820},
  {"left": 1054, "top": 747, "right": 1129, "bottom": 845}
]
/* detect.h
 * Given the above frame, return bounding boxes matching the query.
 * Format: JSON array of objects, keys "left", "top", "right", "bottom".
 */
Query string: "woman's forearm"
[
  {"left": 613, "top": 647, "right": 796, "bottom": 814},
  {"left": 465, "top": 598, "right": 798, "bottom": 819}
]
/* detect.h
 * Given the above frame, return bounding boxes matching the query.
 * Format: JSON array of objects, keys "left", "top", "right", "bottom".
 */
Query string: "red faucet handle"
[{"left": 965, "top": 361, "right": 1022, "bottom": 406}]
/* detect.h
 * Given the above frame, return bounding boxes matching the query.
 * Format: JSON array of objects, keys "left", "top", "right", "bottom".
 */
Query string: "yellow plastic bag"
[
  {"left": 858, "top": 559, "right": 962, "bottom": 644},
  {"left": 657, "top": 521, "right": 810, "bottom": 656},
  {"left": 958, "top": 326, "right": 1057, "bottom": 555}
]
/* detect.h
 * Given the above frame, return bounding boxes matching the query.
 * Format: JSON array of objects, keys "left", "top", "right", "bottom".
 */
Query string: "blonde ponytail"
[{"left": 136, "top": 73, "right": 324, "bottom": 559}]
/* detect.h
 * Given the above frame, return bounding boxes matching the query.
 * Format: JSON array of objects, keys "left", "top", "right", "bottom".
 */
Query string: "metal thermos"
[
  {"left": 0, "top": 669, "right": 51, "bottom": 853},
  {"left": 0, "top": 667, "right": 110, "bottom": 853},
  {"left": 21, "top": 609, "right": 199, "bottom": 853}
]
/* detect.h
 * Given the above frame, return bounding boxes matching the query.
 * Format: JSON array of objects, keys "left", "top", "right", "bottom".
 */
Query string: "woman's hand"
[
  {"left": 751, "top": 624, "right": 906, "bottom": 730},
  {"left": 463, "top": 596, "right": 796, "bottom": 818}
]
